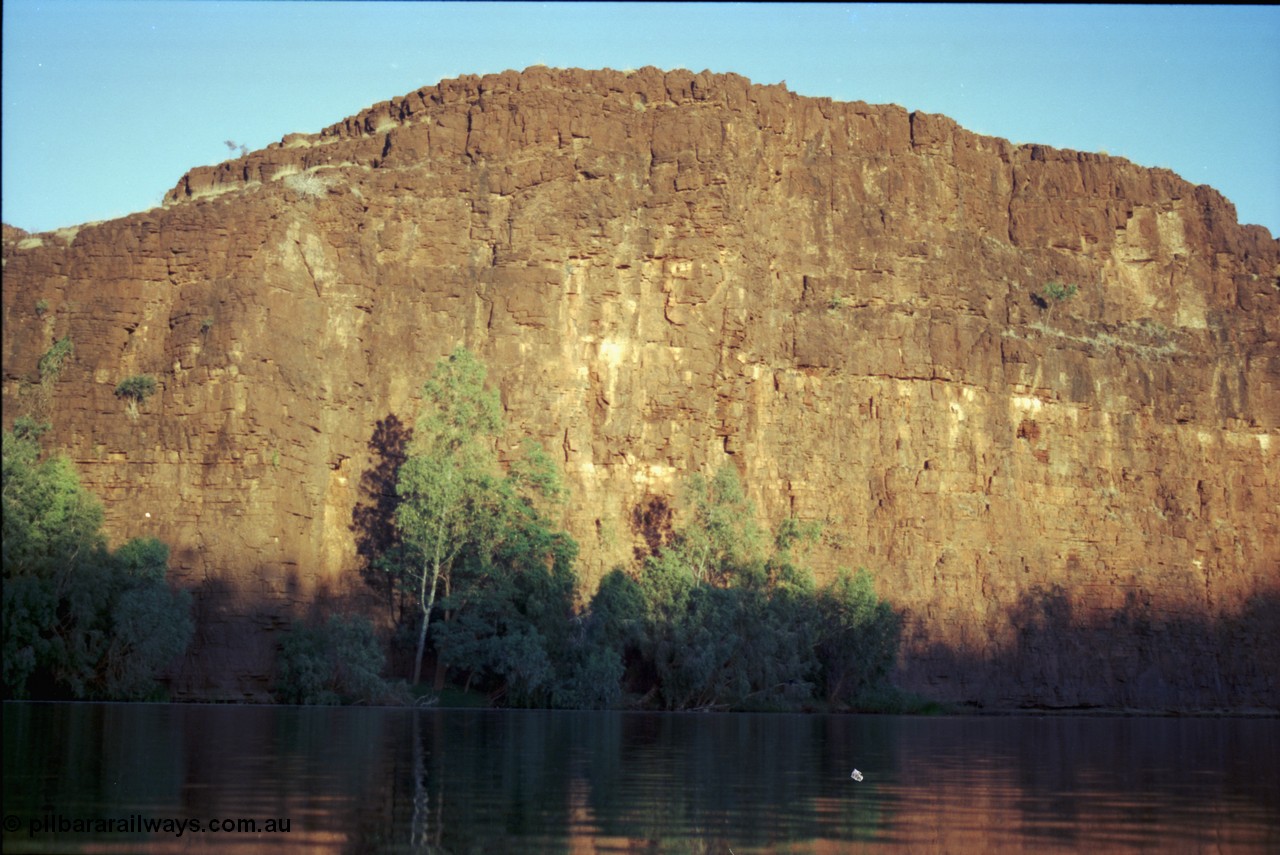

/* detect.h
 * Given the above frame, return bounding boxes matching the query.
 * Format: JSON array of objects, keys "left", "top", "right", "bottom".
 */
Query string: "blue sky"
[{"left": 4, "top": 2, "right": 1278, "bottom": 236}]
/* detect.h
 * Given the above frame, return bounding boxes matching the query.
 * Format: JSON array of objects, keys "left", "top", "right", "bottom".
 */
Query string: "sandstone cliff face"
[{"left": 4, "top": 67, "right": 1277, "bottom": 707}]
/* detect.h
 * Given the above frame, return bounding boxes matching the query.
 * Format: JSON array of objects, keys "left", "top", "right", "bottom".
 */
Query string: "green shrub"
[
  {"left": 553, "top": 642, "right": 624, "bottom": 710},
  {"left": 814, "top": 569, "right": 902, "bottom": 706},
  {"left": 644, "top": 582, "right": 820, "bottom": 711},
  {"left": 16, "top": 339, "right": 72, "bottom": 426},
  {"left": 850, "top": 683, "right": 950, "bottom": 714},
  {"left": 585, "top": 467, "right": 905, "bottom": 711},
  {"left": 275, "top": 615, "right": 394, "bottom": 705},
  {"left": 99, "top": 539, "right": 194, "bottom": 699},
  {"left": 1042, "top": 281, "right": 1079, "bottom": 303},
  {"left": 114, "top": 374, "right": 157, "bottom": 417},
  {"left": 114, "top": 374, "right": 157, "bottom": 402},
  {"left": 2, "top": 430, "right": 193, "bottom": 700},
  {"left": 588, "top": 567, "right": 647, "bottom": 653},
  {"left": 547, "top": 567, "right": 642, "bottom": 710},
  {"left": 37, "top": 338, "right": 73, "bottom": 386},
  {"left": 2, "top": 538, "right": 193, "bottom": 701},
  {"left": 11, "top": 416, "right": 50, "bottom": 443}
]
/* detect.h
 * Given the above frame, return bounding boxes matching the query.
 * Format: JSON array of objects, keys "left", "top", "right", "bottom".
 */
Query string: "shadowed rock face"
[{"left": 3, "top": 67, "right": 1277, "bottom": 706}]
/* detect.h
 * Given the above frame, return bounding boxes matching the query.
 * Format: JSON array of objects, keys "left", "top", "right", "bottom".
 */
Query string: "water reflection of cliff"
[{"left": 3, "top": 705, "right": 1277, "bottom": 853}]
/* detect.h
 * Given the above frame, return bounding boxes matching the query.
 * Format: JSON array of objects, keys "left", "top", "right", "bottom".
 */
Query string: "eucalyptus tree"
[{"left": 394, "top": 347, "right": 506, "bottom": 686}]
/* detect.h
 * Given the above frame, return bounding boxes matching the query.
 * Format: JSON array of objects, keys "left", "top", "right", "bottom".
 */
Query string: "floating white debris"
[{"left": 851, "top": 769, "right": 864, "bottom": 782}]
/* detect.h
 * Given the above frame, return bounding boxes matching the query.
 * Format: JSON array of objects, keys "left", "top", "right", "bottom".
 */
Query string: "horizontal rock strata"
[{"left": 3, "top": 67, "right": 1277, "bottom": 706}]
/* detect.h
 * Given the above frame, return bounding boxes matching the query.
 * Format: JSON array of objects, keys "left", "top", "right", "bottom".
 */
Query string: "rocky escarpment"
[{"left": 3, "top": 67, "right": 1277, "bottom": 707}]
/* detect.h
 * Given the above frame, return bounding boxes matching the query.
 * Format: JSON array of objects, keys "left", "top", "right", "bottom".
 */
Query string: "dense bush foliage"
[
  {"left": 618, "top": 464, "right": 902, "bottom": 711},
  {"left": 114, "top": 374, "right": 157, "bottom": 417},
  {"left": 376, "top": 349, "right": 586, "bottom": 704},
  {"left": 5, "top": 344, "right": 907, "bottom": 711},
  {"left": 815, "top": 568, "right": 902, "bottom": 704},
  {"left": 275, "top": 615, "right": 399, "bottom": 705},
  {"left": 2, "top": 429, "right": 193, "bottom": 700},
  {"left": 113, "top": 374, "right": 157, "bottom": 402},
  {"left": 358, "top": 351, "right": 906, "bottom": 711}
]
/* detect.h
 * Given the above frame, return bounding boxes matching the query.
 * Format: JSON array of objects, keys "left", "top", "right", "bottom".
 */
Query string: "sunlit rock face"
[{"left": 3, "top": 67, "right": 1277, "bottom": 706}]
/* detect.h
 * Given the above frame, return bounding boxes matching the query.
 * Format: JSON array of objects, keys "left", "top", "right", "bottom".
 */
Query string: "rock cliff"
[{"left": 4, "top": 67, "right": 1277, "bottom": 707}]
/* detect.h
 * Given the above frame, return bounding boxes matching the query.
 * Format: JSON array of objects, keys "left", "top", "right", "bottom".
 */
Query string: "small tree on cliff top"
[{"left": 394, "top": 347, "right": 505, "bottom": 686}]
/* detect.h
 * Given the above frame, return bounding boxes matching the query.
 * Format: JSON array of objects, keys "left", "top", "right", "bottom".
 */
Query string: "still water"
[{"left": 3, "top": 703, "right": 1278, "bottom": 853}]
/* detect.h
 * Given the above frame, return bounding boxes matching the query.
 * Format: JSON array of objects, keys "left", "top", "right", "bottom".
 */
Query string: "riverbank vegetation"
[
  {"left": 306, "top": 348, "right": 906, "bottom": 711},
  {"left": 2, "top": 422, "right": 193, "bottom": 700},
  {"left": 3, "top": 348, "right": 908, "bottom": 711}
]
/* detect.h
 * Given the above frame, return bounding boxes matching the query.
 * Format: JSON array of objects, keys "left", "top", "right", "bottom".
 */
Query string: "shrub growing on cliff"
[
  {"left": 283, "top": 170, "right": 334, "bottom": 199},
  {"left": 38, "top": 337, "right": 73, "bottom": 386},
  {"left": 1041, "top": 281, "right": 1079, "bottom": 304},
  {"left": 16, "top": 337, "right": 74, "bottom": 426},
  {"left": 2, "top": 429, "right": 193, "bottom": 700},
  {"left": 114, "top": 374, "right": 157, "bottom": 418}
]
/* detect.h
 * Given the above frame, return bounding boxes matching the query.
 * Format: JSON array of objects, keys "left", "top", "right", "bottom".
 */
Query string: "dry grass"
[
  {"left": 183, "top": 182, "right": 244, "bottom": 202},
  {"left": 1012, "top": 320, "right": 1183, "bottom": 359},
  {"left": 283, "top": 170, "right": 335, "bottom": 198}
]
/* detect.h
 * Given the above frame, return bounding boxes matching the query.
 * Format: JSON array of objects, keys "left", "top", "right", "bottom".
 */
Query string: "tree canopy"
[
  {"left": 390, "top": 347, "right": 579, "bottom": 694},
  {"left": 2, "top": 429, "right": 193, "bottom": 700}
]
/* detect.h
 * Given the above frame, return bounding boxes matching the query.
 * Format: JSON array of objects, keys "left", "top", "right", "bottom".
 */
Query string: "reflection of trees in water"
[
  {"left": 371, "top": 711, "right": 1280, "bottom": 852},
  {"left": 409, "top": 711, "right": 445, "bottom": 852},
  {"left": 881, "top": 714, "right": 1280, "bottom": 850},
  {"left": 250, "top": 711, "right": 1170, "bottom": 850},
  {"left": 343, "top": 711, "right": 575, "bottom": 852},
  {"left": 584, "top": 713, "right": 891, "bottom": 846},
  {"left": 9, "top": 706, "right": 1276, "bottom": 852},
  {"left": 381, "top": 711, "right": 890, "bottom": 851}
]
